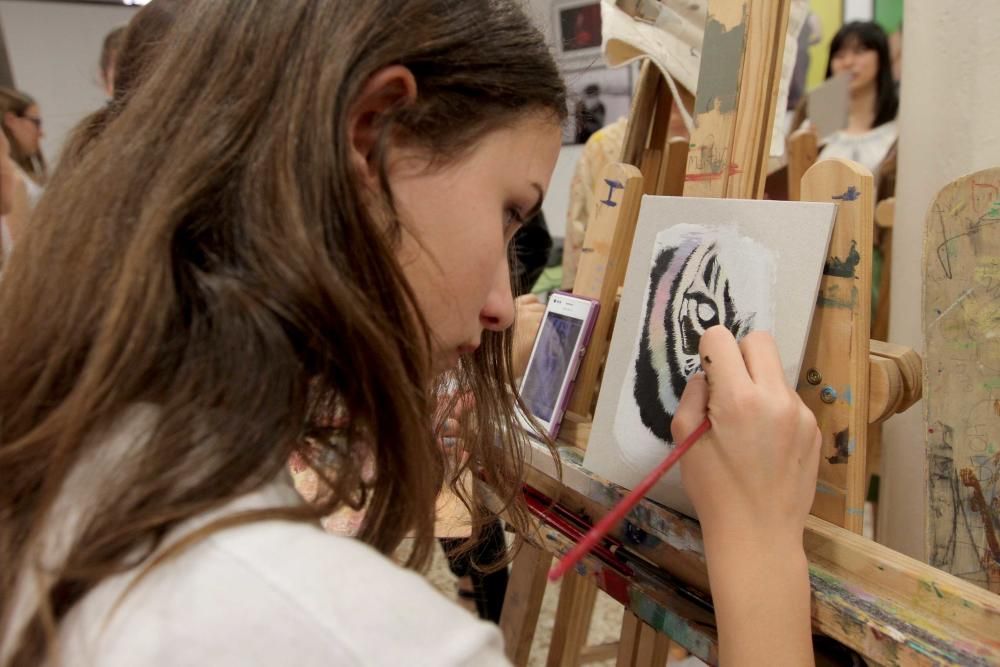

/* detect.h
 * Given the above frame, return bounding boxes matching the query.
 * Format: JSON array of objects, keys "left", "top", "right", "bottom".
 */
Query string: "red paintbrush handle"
[{"left": 548, "top": 417, "right": 711, "bottom": 581}]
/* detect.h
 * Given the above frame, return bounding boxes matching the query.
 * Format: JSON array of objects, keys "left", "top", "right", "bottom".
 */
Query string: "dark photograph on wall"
[{"left": 558, "top": 2, "right": 602, "bottom": 52}]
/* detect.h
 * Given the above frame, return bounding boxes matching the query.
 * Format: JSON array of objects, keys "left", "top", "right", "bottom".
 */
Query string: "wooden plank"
[
  {"left": 512, "top": 440, "right": 1000, "bottom": 666},
  {"left": 872, "top": 197, "right": 896, "bottom": 341},
  {"left": 616, "top": 611, "right": 643, "bottom": 667},
  {"left": 501, "top": 542, "right": 552, "bottom": 665},
  {"left": 788, "top": 128, "right": 819, "bottom": 201},
  {"left": 682, "top": 1, "right": 749, "bottom": 199},
  {"left": 641, "top": 79, "right": 675, "bottom": 196},
  {"left": 567, "top": 163, "right": 644, "bottom": 422},
  {"left": 634, "top": 622, "right": 671, "bottom": 666},
  {"left": 799, "top": 158, "right": 874, "bottom": 532},
  {"left": 924, "top": 166, "right": 1000, "bottom": 593},
  {"left": 658, "top": 137, "right": 690, "bottom": 197},
  {"left": 725, "top": 0, "right": 791, "bottom": 199},
  {"left": 547, "top": 571, "right": 599, "bottom": 667},
  {"left": 622, "top": 62, "right": 661, "bottom": 167}
]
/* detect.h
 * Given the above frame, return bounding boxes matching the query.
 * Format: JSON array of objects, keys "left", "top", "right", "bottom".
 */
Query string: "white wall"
[
  {"left": 879, "top": 1, "right": 1000, "bottom": 559},
  {"left": 0, "top": 0, "right": 137, "bottom": 164}
]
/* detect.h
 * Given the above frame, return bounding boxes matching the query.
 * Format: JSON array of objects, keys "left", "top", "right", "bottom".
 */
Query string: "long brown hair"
[
  {"left": 0, "top": 0, "right": 565, "bottom": 664},
  {"left": 0, "top": 87, "right": 46, "bottom": 185}
]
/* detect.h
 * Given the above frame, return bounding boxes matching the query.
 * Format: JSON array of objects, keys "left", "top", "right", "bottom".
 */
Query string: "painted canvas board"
[{"left": 584, "top": 196, "right": 836, "bottom": 518}]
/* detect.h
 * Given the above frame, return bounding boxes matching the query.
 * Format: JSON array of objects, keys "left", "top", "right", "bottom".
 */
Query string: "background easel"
[
  {"left": 496, "top": 1, "right": 998, "bottom": 665},
  {"left": 924, "top": 166, "right": 1000, "bottom": 594}
]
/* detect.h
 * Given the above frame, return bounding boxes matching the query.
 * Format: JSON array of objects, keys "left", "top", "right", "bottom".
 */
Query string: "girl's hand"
[
  {"left": 672, "top": 326, "right": 820, "bottom": 550},
  {"left": 670, "top": 325, "right": 820, "bottom": 666},
  {"left": 512, "top": 294, "right": 545, "bottom": 378}
]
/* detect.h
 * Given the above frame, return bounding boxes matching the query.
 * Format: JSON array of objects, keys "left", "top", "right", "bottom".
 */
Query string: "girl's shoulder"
[{"left": 60, "top": 481, "right": 507, "bottom": 666}]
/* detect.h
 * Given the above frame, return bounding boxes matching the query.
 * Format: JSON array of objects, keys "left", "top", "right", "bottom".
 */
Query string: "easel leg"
[
  {"left": 546, "top": 571, "right": 599, "bottom": 667},
  {"left": 500, "top": 542, "right": 552, "bottom": 666},
  {"left": 617, "top": 612, "right": 672, "bottom": 667},
  {"left": 635, "top": 622, "right": 672, "bottom": 666},
  {"left": 616, "top": 611, "right": 642, "bottom": 667}
]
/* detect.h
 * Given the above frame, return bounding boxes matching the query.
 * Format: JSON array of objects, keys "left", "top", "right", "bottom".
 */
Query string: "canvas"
[{"left": 584, "top": 195, "right": 836, "bottom": 518}]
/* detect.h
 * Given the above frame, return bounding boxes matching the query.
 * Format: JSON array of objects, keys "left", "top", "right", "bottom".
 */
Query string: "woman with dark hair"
[
  {"left": 0, "top": 1, "right": 819, "bottom": 665},
  {"left": 818, "top": 21, "right": 899, "bottom": 173}
]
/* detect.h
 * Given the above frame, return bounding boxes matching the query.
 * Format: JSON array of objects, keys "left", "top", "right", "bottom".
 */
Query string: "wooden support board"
[
  {"left": 547, "top": 571, "right": 599, "bottom": 667},
  {"left": 924, "top": 166, "right": 1000, "bottom": 594},
  {"left": 501, "top": 542, "right": 553, "bottom": 665},
  {"left": 799, "top": 158, "right": 874, "bottom": 533},
  {"left": 787, "top": 127, "right": 819, "bottom": 202},
  {"left": 565, "top": 162, "right": 644, "bottom": 422}
]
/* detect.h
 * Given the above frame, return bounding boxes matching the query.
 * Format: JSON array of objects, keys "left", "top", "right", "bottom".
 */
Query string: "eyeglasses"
[{"left": 19, "top": 114, "right": 42, "bottom": 130}]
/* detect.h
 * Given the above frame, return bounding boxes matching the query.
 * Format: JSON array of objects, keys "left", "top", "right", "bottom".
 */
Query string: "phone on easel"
[{"left": 518, "top": 292, "right": 599, "bottom": 439}]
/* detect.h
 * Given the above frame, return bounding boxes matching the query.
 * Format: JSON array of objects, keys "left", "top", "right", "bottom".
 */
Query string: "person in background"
[
  {"left": 99, "top": 26, "right": 128, "bottom": 98},
  {"left": 573, "top": 83, "right": 605, "bottom": 144},
  {"left": 815, "top": 21, "right": 899, "bottom": 175},
  {"left": 0, "top": 91, "right": 38, "bottom": 247},
  {"left": 0, "top": 130, "right": 21, "bottom": 264},
  {"left": 0, "top": 88, "right": 46, "bottom": 199},
  {"left": 61, "top": 0, "right": 184, "bottom": 169}
]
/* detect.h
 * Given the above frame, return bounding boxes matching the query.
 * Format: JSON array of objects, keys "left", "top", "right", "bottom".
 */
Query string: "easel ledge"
[{"left": 505, "top": 438, "right": 1000, "bottom": 666}]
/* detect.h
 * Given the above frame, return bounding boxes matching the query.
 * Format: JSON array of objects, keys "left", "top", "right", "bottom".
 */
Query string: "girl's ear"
[{"left": 347, "top": 65, "right": 418, "bottom": 187}]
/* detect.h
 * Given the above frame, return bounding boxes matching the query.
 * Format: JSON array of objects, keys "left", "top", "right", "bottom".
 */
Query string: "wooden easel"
[
  {"left": 924, "top": 166, "right": 1000, "bottom": 594},
  {"left": 497, "top": 1, "right": 1000, "bottom": 665}
]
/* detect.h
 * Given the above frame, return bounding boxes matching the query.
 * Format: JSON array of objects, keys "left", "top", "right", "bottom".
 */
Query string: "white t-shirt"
[
  {"left": 7, "top": 409, "right": 510, "bottom": 666},
  {"left": 818, "top": 120, "right": 898, "bottom": 176}
]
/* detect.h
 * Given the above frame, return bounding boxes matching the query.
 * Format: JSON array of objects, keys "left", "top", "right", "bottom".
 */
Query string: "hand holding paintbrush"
[{"left": 551, "top": 326, "right": 822, "bottom": 666}]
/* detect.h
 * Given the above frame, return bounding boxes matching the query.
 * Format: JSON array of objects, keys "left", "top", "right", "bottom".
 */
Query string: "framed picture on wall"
[
  {"left": 561, "top": 63, "right": 636, "bottom": 145},
  {"left": 552, "top": 0, "right": 603, "bottom": 69}
]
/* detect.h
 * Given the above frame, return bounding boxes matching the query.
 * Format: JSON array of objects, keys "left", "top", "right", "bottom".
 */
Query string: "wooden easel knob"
[{"left": 868, "top": 340, "right": 922, "bottom": 424}]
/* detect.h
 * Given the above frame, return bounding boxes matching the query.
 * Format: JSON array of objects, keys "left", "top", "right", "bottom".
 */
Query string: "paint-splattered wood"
[
  {"left": 567, "top": 163, "right": 645, "bottom": 422},
  {"left": 682, "top": 1, "right": 748, "bottom": 199},
  {"left": 515, "top": 439, "right": 1000, "bottom": 665},
  {"left": 725, "top": 0, "right": 790, "bottom": 199},
  {"left": 924, "top": 167, "right": 1000, "bottom": 594},
  {"left": 799, "top": 158, "right": 874, "bottom": 533}
]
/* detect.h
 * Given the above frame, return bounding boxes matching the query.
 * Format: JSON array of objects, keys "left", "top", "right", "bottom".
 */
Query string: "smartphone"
[{"left": 518, "top": 292, "right": 599, "bottom": 439}]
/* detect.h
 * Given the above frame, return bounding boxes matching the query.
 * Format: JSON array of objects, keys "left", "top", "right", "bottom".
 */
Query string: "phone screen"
[{"left": 520, "top": 312, "right": 584, "bottom": 422}]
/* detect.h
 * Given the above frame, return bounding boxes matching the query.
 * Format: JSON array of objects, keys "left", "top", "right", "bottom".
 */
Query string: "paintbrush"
[{"left": 547, "top": 417, "right": 712, "bottom": 581}]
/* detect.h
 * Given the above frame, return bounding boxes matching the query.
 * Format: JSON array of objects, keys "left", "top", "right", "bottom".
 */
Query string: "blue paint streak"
[
  {"left": 842, "top": 386, "right": 853, "bottom": 406},
  {"left": 833, "top": 185, "right": 861, "bottom": 201}
]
